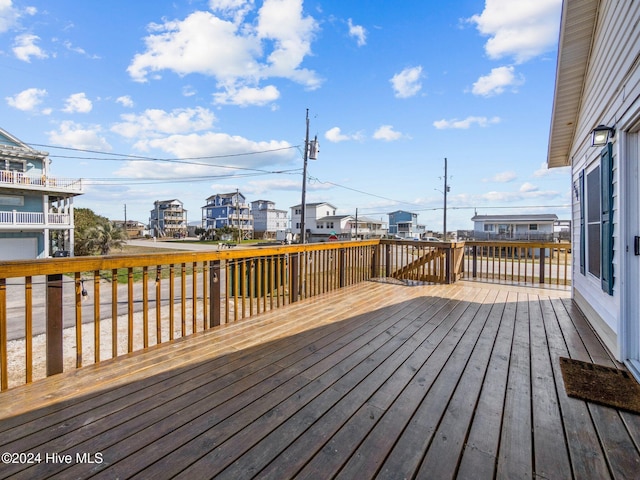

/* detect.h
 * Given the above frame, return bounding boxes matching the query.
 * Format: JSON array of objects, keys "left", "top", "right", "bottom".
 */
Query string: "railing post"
[
  {"left": 0, "top": 278, "right": 7, "bottom": 390},
  {"left": 371, "top": 245, "right": 379, "bottom": 278},
  {"left": 209, "top": 260, "right": 221, "bottom": 327},
  {"left": 385, "top": 244, "right": 392, "bottom": 277},
  {"left": 539, "top": 247, "right": 546, "bottom": 284},
  {"left": 290, "top": 253, "right": 299, "bottom": 303},
  {"left": 339, "top": 248, "right": 346, "bottom": 288},
  {"left": 46, "top": 274, "right": 64, "bottom": 376},
  {"left": 472, "top": 245, "right": 478, "bottom": 278}
]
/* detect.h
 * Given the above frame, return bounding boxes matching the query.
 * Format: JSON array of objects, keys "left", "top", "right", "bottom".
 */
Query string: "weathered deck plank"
[{"left": 0, "top": 281, "right": 639, "bottom": 480}]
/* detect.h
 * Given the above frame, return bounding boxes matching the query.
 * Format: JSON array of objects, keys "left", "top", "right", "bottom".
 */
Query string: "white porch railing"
[
  {"left": 0, "top": 210, "right": 71, "bottom": 226},
  {"left": 0, "top": 170, "right": 82, "bottom": 192}
]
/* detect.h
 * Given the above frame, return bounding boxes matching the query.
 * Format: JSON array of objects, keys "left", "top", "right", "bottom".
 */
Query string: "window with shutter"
[
  {"left": 579, "top": 170, "right": 585, "bottom": 275},
  {"left": 600, "top": 143, "right": 614, "bottom": 295}
]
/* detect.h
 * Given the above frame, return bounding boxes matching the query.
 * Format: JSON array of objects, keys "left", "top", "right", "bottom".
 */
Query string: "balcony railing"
[
  {"left": 0, "top": 239, "right": 569, "bottom": 391},
  {"left": 0, "top": 210, "right": 72, "bottom": 226},
  {"left": 0, "top": 169, "right": 82, "bottom": 192}
]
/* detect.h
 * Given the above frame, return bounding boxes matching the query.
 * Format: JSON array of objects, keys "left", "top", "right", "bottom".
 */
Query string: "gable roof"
[
  {"left": 547, "top": 0, "right": 600, "bottom": 168},
  {"left": 0, "top": 127, "right": 49, "bottom": 161}
]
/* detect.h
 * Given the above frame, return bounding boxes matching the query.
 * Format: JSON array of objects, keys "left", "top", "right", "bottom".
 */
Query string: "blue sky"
[{"left": 1, "top": 0, "right": 569, "bottom": 231}]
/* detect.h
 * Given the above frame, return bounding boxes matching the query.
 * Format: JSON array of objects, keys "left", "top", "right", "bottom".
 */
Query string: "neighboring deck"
[{"left": 0, "top": 281, "right": 639, "bottom": 479}]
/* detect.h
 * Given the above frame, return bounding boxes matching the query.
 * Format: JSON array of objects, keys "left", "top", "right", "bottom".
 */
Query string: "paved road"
[{"left": 5, "top": 239, "right": 220, "bottom": 341}]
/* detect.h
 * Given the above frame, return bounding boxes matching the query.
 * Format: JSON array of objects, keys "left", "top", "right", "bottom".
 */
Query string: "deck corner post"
[
  {"left": 46, "top": 273, "right": 64, "bottom": 376},
  {"left": 209, "top": 260, "right": 221, "bottom": 327},
  {"left": 371, "top": 245, "right": 379, "bottom": 278},
  {"left": 445, "top": 246, "right": 453, "bottom": 284}
]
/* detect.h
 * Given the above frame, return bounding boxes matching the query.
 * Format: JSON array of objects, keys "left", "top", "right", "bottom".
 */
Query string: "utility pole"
[
  {"left": 235, "top": 188, "right": 239, "bottom": 243},
  {"left": 355, "top": 208, "right": 358, "bottom": 240},
  {"left": 300, "top": 109, "right": 310, "bottom": 244},
  {"left": 443, "top": 158, "right": 450, "bottom": 241}
]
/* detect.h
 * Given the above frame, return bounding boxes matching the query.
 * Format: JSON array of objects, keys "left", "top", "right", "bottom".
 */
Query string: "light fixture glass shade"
[{"left": 591, "top": 125, "right": 613, "bottom": 146}]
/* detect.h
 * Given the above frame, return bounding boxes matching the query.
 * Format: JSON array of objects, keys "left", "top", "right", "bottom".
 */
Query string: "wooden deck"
[{"left": 0, "top": 281, "right": 639, "bottom": 479}]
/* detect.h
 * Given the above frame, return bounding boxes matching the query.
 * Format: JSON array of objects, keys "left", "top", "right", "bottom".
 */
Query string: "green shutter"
[
  {"left": 600, "top": 143, "right": 614, "bottom": 295},
  {"left": 579, "top": 170, "right": 585, "bottom": 275}
]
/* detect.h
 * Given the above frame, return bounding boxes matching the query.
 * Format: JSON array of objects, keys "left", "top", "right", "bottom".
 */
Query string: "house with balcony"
[
  {"left": 347, "top": 216, "right": 386, "bottom": 239},
  {"left": 547, "top": 0, "right": 640, "bottom": 381},
  {"left": 290, "top": 202, "right": 342, "bottom": 241},
  {"left": 149, "top": 199, "right": 187, "bottom": 238},
  {"left": 471, "top": 214, "right": 558, "bottom": 241},
  {"left": 202, "top": 192, "right": 253, "bottom": 240},
  {"left": 250, "top": 200, "right": 287, "bottom": 239},
  {"left": 387, "top": 210, "right": 425, "bottom": 239},
  {"left": 113, "top": 220, "right": 147, "bottom": 238},
  {"left": 289, "top": 202, "right": 386, "bottom": 242},
  {"left": 0, "top": 127, "right": 83, "bottom": 260}
]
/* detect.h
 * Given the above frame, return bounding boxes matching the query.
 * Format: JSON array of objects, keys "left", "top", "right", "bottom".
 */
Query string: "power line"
[{"left": 30, "top": 142, "right": 300, "bottom": 162}]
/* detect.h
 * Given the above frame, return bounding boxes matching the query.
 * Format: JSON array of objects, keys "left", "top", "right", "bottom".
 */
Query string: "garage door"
[{"left": 0, "top": 237, "right": 38, "bottom": 260}]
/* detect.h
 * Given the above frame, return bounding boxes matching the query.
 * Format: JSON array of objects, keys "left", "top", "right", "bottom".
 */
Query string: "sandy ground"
[{"left": 5, "top": 304, "right": 206, "bottom": 390}]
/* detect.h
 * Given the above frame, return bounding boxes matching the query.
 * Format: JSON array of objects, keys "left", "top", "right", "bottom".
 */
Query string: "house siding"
[
  {"left": 1, "top": 128, "right": 81, "bottom": 259},
  {"left": 563, "top": 0, "right": 640, "bottom": 359}
]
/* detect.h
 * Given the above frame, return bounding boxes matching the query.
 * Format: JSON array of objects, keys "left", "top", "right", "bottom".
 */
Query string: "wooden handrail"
[{"left": 0, "top": 239, "right": 474, "bottom": 390}]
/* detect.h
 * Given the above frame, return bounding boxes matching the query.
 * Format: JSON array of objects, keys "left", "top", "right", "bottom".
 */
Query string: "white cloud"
[
  {"left": 533, "top": 161, "right": 570, "bottom": 177},
  {"left": 182, "top": 85, "right": 197, "bottom": 97},
  {"left": 472, "top": 65, "right": 524, "bottom": 97},
  {"left": 6, "top": 87, "right": 47, "bottom": 112},
  {"left": 47, "top": 121, "right": 111, "bottom": 151},
  {"left": 61, "top": 40, "right": 99, "bottom": 59},
  {"left": 115, "top": 133, "right": 295, "bottom": 179},
  {"left": 242, "top": 177, "right": 333, "bottom": 196},
  {"left": 62, "top": 92, "right": 93, "bottom": 113},
  {"left": 390, "top": 66, "right": 423, "bottom": 98},
  {"left": 484, "top": 171, "right": 516, "bottom": 183},
  {"left": 520, "top": 182, "right": 538, "bottom": 192},
  {"left": 13, "top": 33, "right": 48, "bottom": 62},
  {"left": 454, "top": 187, "right": 562, "bottom": 206},
  {"left": 213, "top": 84, "right": 280, "bottom": 106},
  {"left": 347, "top": 18, "right": 366, "bottom": 46},
  {"left": 324, "top": 126, "right": 363, "bottom": 143},
  {"left": 111, "top": 107, "right": 216, "bottom": 140},
  {"left": 0, "top": 0, "right": 19, "bottom": 33},
  {"left": 116, "top": 95, "right": 134, "bottom": 108},
  {"left": 209, "top": 0, "right": 254, "bottom": 21},
  {"left": 468, "top": 0, "right": 562, "bottom": 63},
  {"left": 373, "top": 125, "right": 403, "bottom": 141},
  {"left": 433, "top": 116, "right": 500, "bottom": 129},
  {"left": 128, "top": 1, "right": 320, "bottom": 106}
]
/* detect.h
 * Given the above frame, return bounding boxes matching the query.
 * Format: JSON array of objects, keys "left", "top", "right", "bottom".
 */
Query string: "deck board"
[{"left": 1, "top": 281, "right": 639, "bottom": 480}]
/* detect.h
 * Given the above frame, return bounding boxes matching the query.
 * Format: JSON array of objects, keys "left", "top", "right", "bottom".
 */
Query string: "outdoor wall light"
[{"left": 591, "top": 124, "right": 615, "bottom": 147}]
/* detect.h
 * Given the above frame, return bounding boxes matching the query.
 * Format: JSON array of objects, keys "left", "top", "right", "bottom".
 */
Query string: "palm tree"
[{"left": 82, "top": 222, "right": 128, "bottom": 255}]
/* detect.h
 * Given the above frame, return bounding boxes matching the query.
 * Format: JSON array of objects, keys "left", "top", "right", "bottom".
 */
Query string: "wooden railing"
[
  {"left": 0, "top": 239, "right": 476, "bottom": 390},
  {"left": 462, "top": 241, "right": 572, "bottom": 287},
  {"left": 377, "top": 239, "right": 465, "bottom": 284},
  {"left": 0, "top": 241, "right": 382, "bottom": 390}
]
